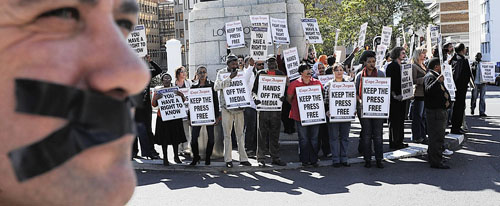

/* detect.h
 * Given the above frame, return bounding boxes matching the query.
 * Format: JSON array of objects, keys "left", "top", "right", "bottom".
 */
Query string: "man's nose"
[{"left": 78, "top": 19, "right": 150, "bottom": 100}]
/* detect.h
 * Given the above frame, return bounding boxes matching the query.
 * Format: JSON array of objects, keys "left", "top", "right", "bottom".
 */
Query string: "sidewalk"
[{"left": 133, "top": 119, "right": 465, "bottom": 172}]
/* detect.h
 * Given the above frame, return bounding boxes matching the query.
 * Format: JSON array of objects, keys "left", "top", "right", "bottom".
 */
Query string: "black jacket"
[
  {"left": 191, "top": 80, "right": 220, "bottom": 118},
  {"left": 134, "top": 61, "right": 163, "bottom": 123},
  {"left": 424, "top": 70, "right": 451, "bottom": 110},
  {"left": 450, "top": 53, "right": 472, "bottom": 90},
  {"left": 385, "top": 61, "right": 402, "bottom": 97}
]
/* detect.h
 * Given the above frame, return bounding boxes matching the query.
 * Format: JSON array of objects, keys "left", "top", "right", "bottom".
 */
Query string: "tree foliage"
[{"left": 300, "top": 0, "right": 431, "bottom": 55}]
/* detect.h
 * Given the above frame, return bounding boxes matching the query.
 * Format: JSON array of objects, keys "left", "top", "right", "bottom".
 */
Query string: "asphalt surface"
[{"left": 127, "top": 85, "right": 500, "bottom": 205}]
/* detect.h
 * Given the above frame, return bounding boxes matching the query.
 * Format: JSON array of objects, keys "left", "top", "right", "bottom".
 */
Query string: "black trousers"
[
  {"left": 451, "top": 87, "right": 467, "bottom": 133},
  {"left": 281, "top": 100, "right": 295, "bottom": 133},
  {"left": 389, "top": 99, "right": 407, "bottom": 146},
  {"left": 317, "top": 123, "right": 331, "bottom": 156},
  {"left": 191, "top": 125, "right": 215, "bottom": 160},
  {"left": 426, "top": 108, "right": 447, "bottom": 166}
]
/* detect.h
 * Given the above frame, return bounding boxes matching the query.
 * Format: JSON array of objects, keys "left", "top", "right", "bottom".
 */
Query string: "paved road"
[{"left": 128, "top": 86, "right": 500, "bottom": 205}]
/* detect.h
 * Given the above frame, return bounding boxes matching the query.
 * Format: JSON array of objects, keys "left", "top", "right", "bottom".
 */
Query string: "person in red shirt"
[{"left": 287, "top": 64, "right": 323, "bottom": 167}]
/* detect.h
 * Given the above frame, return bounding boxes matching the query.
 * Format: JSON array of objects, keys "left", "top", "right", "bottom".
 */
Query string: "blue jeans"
[
  {"left": 359, "top": 118, "right": 384, "bottom": 161},
  {"left": 410, "top": 99, "right": 427, "bottom": 142},
  {"left": 471, "top": 84, "right": 486, "bottom": 115},
  {"left": 296, "top": 121, "right": 320, "bottom": 164},
  {"left": 327, "top": 122, "right": 351, "bottom": 163}
]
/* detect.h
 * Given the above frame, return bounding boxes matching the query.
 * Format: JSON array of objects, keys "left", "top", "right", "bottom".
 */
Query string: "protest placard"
[
  {"left": 296, "top": 85, "right": 326, "bottom": 126},
  {"left": 250, "top": 15, "right": 272, "bottom": 46},
  {"left": 270, "top": 18, "right": 290, "bottom": 45},
  {"left": 301, "top": 18, "right": 323, "bottom": 44},
  {"left": 318, "top": 75, "right": 335, "bottom": 86},
  {"left": 283, "top": 47, "right": 301, "bottom": 80},
  {"left": 156, "top": 87, "right": 187, "bottom": 121},
  {"left": 396, "top": 37, "right": 401, "bottom": 47},
  {"left": 481, "top": 62, "right": 496, "bottom": 83},
  {"left": 178, "top": 87, "right": 190, "bottom": 120},
  {"left": 380, "top": 26, "right": 393, "bottom": 48},
  {"left": 358, "top": 22, "right": 368, "bottom": 48},
  {"left": 335, "top": 50, "right": 342, "bottom": 63},
  {"left": 225, "top": 21, "right": 245, "bottom": 49},
  {"left": 250, "top": 27, "right": 268, "bottom": 61},
  {"left": 401, "top": 64, "right": 414, "bottom": 100},
  {"left": 442, "top": 64, "right": 456, "bottom": 101},
  {"left": 430, "top": 25, "right": 439, "bottom": 46},
  {"left": 127, "top": 25, "right": 148, "bottom": 57},
  {"left": 361, "top": 77, "right": 391, "bottom": 118},
  {"left": 375, "top": 45, "right": 388, "bottom": 70},
  {"left": 219, "top": 72, "right": 251, "bottom": 109},
  {"left": 256, "top": 75, "right": 287, "bottom": 111},
  {"left": 329, "top": 82, "right": 356, "bottom": 122},
  {"left": 188, "top": 88, "right": 216, "bottom": 126}
]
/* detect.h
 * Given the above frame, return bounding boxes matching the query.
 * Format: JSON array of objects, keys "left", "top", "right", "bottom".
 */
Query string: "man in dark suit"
[
  {"left": 449, "top": 43, "right": 472, "bottom": 134},
  {"left": 424, "top": 58, "right": 451, "bottom": 169}
]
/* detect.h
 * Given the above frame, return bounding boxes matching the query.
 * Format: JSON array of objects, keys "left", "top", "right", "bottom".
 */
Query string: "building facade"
[
  {"left": 428, "top": 0, "right": 470, "bottom": 52},
  {"left": 137, "top": 0, "right": 161, "bottom": 63},
  {"left": 469, "top": 0, "right": 499, "bottom": 67},
  {"left": 159, "top": 0, "right": 176, "bottom": 69}
]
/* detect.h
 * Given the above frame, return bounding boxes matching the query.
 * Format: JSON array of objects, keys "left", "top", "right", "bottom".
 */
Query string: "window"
[
  {"left": 179, "top": 29, "right": 184, "bottom": 38},
  {"left": 185, "top": 19, "right": 188, "bottom": 30}
]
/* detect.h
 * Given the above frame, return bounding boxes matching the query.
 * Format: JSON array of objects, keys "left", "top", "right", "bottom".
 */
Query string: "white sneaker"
[{"left": 443, "top": 149, "right": 454, "bottom": 156}]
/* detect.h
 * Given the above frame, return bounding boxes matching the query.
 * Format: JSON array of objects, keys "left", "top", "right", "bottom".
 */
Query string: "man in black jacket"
[
  {"left": 449, "top": 43, "right": 472, "bottom": 134},
  {"left": 424, "top": 58, "right": 451, "bottom": 169},
  {"left": 133, "top": 55, "right": 163, "bottom": 159}
]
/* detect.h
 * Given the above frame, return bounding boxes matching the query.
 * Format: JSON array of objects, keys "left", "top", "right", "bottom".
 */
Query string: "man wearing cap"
[
  {"left": 214, "top": 54, "right": 251, "bottom": 168},
  {"left": 252, "top": 55, "right": 288, "bottom": 167}
]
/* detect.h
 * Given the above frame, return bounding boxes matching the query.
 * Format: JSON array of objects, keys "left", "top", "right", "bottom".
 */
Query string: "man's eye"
[
  {"left": 116, "top": 20, "right": 134, "bottom": 32},
  {"left": 38, "top": 8, "right": 80, "bottom": 20}
]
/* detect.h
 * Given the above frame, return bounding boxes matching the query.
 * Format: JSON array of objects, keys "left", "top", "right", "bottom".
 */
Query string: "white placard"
[
  {"left": 296, "top": 85, "right": 326, "bottom": 126},
  {"left": 401, "top": 64, "right": 414, "bottom": 100},
  {"left": 284, "top": 47, "right": 301, "bottom": 80},
  {"left": 329, "top": 82, "right": 356, "bottom": 122},
  {"left": 225, "top": 21, "right": 245, "bottom": 49},
  {"left": 409, "top": 34, "right": 415, "bottom": 61},
  {"left": 430, "top": 25, "right": 439, "bottom": 46},
  {"left": 157, "top": 87, "right": 187, "bottom": 121},
  {"left": 396, "top": 37, "right": 401, "bottom": 47},
  {"left": 481, "top": 62, "right": 496, "bottom": 83},
  {"left": 335, "top": 50, "right": 342, "bottom": 63},
  {"left": 442, "top": 64, "right": 456, "bottom": 101},
  {"left": 178, "top": 87, "right": 190, "bottom": 120},
  {"left": 250, "top": 27, "right": 268, "bottom": 61},
  {"left": 301, "top": 18, "right": 323, "bottom": 44},
  {"left": 380, "top": 26, "right": 393, "bottom": 48},
  {"left": 358, "top": 22, "right": 368, "bottom": 48},
  {"left": 219, "top": 72, "right": 252, "bottom": 109},
  {"left": 270, "top": 18, "right": 290, "bottom": 45},
  {"left": 318, "top": 75, "right": 335, "bottom": 86},
  {"left": 127, "top": 25, "right": 148, "bottom": 57},
  {"left": 250, "top": 15, "right": 272, "bottom": 46},
  {"left": 375, "top": 45, "right": 388, "bottom": 70},
  {"left": 189, "top": 88, "right": 216, "bottom": 126},
  {"left": 256, "top": 75, "right": 287, "bottom": 111},
  {"left": 361, "top": 77, "right": 391, "bottom": 118}
]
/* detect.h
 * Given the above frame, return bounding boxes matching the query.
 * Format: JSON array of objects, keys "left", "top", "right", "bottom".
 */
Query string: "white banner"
[
  {"left": 225, "top": 21, "right": 245, "bottom": 49},
  {"left": 127, "top": 25, "right": 148, "bottom": 57},
  {"left": 284, "top": 47, "right": 301, "bottom": 80},
  {"left": 250, "top": 27, "right": 268, "bottom": 61},
  {"left": 189, "top": 88, "right": 216, "bottom": 126},
  {"left": 401, "top": 64, "right": 414, "bottom": 100},
  {"left": 380, "top": 26, "right": 393, "bottom": 48},
  {"left": 481, "top": 62, "right": 496, "bottom": 83},
  {"left": 301, "top": 18, "right": 323, "bottom": 44},
  {"left": 296, "top": 85, "right": 326, "bottom": 126},
  {"left": 256, "top": 75, "right": 287, "bottom": 111},
  {"left": 375, "top": 45, "right": 388, "bottom": 70},
  {"left": 329, "top": 82, "right": 356, "bottom": 122},
  {"left": 430, "top": 25, "right": 439, "bottom": 46},
  {"left": 220, "top": 72, "right": 252, "bottom": 109},
  {"left": 442, "top": 64, "right": 456, "bottom": 101},
  {"left": 250, "top": 15, "right": 272, "bottom": 46},
  {"left": 270, "top": 18, "right": 290, "bottom": 45},
  {"left": 157, "top": 87, "right": 187, "bottom": 121},
  {"left": 178, "top": 87, "right": 190, "bottom": 120},
  {"left": 362, "top": 77, "right": 391, "bottom": 118},
  {"left": 358, "top": 22, "right": 368, "bottom": 48},
  {"left": 318, "top": 75, "right": 335, "bottom": 86},
  {"left": 335, "top": 50, "right": 342, "bottom": 63}
]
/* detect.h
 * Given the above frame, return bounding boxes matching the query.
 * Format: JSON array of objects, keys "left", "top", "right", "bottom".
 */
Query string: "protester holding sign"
[
  {"left": 287, "top": 64, "right": 324, "bottom": 167},
  {"left": 410, "top": 48, "right": 429, "bottom": 144},
  {"left": 449, "top": 43, "right": 472, "bottom": 135},
  {"left": 252, "top": 55, "right": 288, "bottom": 167},
  {"left": 189, "top": 66, "right": 220, "bottom": 166},
  {"left": 354, "top": 52, "right": 386, "bottom": 168},
  {"left": 386, "top": 47, "right": 409, "bottom": 149},
  {"left": 214, "top": 54, "right": 251, "bottom": 168},
  {"left": 174, "top": 66, "right": 193, "bottom": 158},
  {"left": 243, "top": 58, "right": 262, "bottom": 158},
  {"left": 303, "top": 41, "right": 317, "bottom": 72},
  {"left": 152, "top": 74, "right": 187, "bottom": 166},
  {"left": 471, "top": 53, "right": 488, "bottom": 117},
  {"left": 277, "top": 46, "right": 296, "bottom": 134},
  {"left": 314, "top": 61, "right": 332, "bottom": 158},
  {"left": 424, "top": 58, "right": 451, "bottom": 169},
  {"left": 323, "top": 64, "right": 354, "bottom": 167}
]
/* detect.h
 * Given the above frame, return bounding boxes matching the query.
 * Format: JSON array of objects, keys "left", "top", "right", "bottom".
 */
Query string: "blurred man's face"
[
  {"left": 365, "top": 57, "right": 376, "bottom": 70},
  {"left": 255, "top": 61, "right": 265, "bottom": 70},
  {"left": 0, "top": 0, "right": 149, "bottom": 205}
]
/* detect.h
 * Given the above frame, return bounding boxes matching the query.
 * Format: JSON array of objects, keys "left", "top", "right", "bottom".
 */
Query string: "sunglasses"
[
  {"left": 197, "top": 71, "right": 207, "bottom": 74},
  {"left": 256, "top": 63, "right": 265, "bottom": 66}
]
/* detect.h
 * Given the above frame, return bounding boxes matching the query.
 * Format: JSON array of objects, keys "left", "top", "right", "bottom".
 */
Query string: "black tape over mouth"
[{"left": 8, "top": 79, "right": 136, "bottom": 182}]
